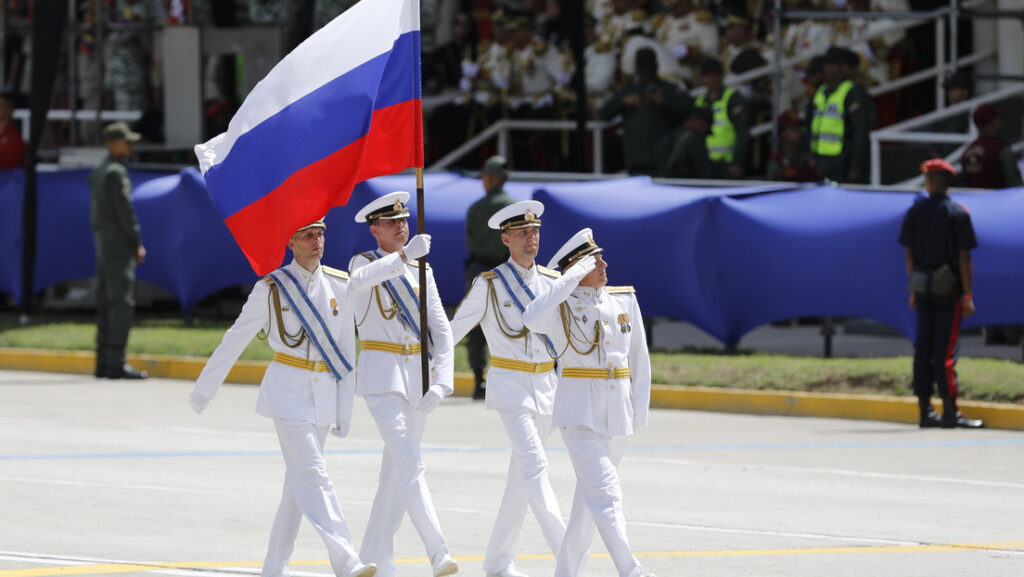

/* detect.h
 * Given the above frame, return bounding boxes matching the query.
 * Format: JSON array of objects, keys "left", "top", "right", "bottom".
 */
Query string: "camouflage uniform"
[{"left": 104, "top": 0, "right": 155, "bottom": 111}]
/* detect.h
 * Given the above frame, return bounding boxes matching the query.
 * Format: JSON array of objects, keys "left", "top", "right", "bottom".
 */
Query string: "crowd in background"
[{"left": 0, "top": 0, "right": 1019, "bottom": 184}]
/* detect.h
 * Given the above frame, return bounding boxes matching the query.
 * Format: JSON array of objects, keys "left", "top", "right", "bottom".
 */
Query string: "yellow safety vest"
[
  {"left": 811, "top": 80, "right": 854, "bottom": 157},
  {"left": 697, "top": 88, "right": 736, "bottom": 162}
]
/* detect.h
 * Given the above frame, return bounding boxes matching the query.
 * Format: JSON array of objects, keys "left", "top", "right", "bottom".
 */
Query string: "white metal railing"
[
  {"left": 12, "top": 109, "right": 143, "bottom": 143},
  {"left": 430, "top": 118, "right": 617, "bottom": 173},
  {"left": 870, "top": 83, "right": 1024, "bottom": 185}
]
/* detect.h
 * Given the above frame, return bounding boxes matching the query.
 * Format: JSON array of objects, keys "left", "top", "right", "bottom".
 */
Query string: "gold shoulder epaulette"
[
  {"left": 537, "top": 265, "right": 560, "bottom": 278},
  {"left": 406, "top": 259, "right": 431, "bottom": 269},
  {"left": 322, "top": 266, "right": 349, "bottom": 279},
  {"left": 605, "top": 286, "right": 635, "bottom": 294},
  {"left": 263, "top": 276, "right": 276, "bottom": 286},
  {"left": 696, "top": 9, "right": 713, "bottom": 23},
  {"left": 481, "top": 270, "right": 498, "bottom": 280},
  {"left": 650, "top": 13, "right": 665, "bottom": 30}
]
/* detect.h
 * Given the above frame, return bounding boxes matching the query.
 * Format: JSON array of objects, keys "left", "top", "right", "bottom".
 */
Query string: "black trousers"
[{"left": 912, "top": 292, "right": 963, "bottom": 405}]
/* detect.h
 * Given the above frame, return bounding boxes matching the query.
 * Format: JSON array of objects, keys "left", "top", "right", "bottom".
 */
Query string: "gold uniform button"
[
  {"left": 605, "top": 341, "right": 611, "bottom": 346},
  {"left": 610, "top": 385, "right": 615, "bottom": 390},
  {"left": 607, "top": 362, "right": 613, "bottom": 368}
]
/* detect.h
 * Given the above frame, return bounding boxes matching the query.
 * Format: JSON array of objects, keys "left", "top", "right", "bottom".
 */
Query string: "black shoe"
[
  {"left": 919, "top": 407, "right": 943, "bottom": 428},
  {"left": 108, "top": 364, "right": 148, "bottom": 380},
  {"left": 94, "top": 365, "right": 107, "bottom": 379},
  {"left": 472, "top": 383, "right": 486, "bottom": 400},
  {"left": 941, "top": 411, "right": 984, "bottom": 429}
]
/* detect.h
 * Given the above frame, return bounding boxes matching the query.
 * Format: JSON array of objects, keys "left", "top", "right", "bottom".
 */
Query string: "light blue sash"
[
  {"left": 268, "top": 268, "right": 352, "bottom": 380},
  {"left": 492, "top": 262, "right": 558, "bottom": 358},
  {"left": 366, "top": 250, "right": 434, "bottom": 356}
]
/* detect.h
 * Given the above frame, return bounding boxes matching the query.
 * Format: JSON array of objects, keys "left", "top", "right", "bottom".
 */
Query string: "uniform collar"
[
  {"left": 286, "top": 259, "right": 322, "bottom": 287},
  {"left": 507, "top": 257, "right": 535, "bottom": 279},
  {"left": 486, "top": 185, "right": 505, "bottom": 197},
  {"left": 572, "top": 285, "right": 603, "bottom": 302}
]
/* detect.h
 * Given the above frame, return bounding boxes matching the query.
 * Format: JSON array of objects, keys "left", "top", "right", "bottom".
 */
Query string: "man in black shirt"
[{"left": 898, "top": 159, "right": 984, "bottom": 429}]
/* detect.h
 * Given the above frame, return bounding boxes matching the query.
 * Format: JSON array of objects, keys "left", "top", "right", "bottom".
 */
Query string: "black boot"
[
  {"left": 941, "top": 401, "right": 984, "bottom": 429},
  {"left": 472, "top": 368, "right": 486, "bottom": 400},
  {"left": 95, "top": 363, "right": 107, "bottom": 379},
  {"left": 108, "top": 363, "right": 148, "bottom": 380},
  {"left": 919, "top": 406, "right": 942, "bottom": 428}
]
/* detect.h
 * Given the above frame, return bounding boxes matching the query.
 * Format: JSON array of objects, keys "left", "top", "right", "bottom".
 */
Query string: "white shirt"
[
  {"left": 449, "top": 258, "right": 559, "bottom": 414},
  {"left": 194, "top": 259, "right": 356, "bottom": 427},
  {"left": 348, "top": 249, "right": 454, "bottom": 401},
  {"left": 524, "top": 275, "right": 651, "bottom": 437}
]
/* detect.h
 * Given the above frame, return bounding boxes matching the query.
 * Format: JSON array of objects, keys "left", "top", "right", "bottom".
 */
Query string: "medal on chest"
[
  {"left": 331, "top": 298, "right": 338, "bottom": 316},
  {"left": 618, "top": 313, "right": 631, "bottom": 333}
]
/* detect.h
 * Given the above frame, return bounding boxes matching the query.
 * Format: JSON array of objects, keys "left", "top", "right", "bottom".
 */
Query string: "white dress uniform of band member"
[
  {"left": 189, "top": 219, "right": 377, "bottom": 577},
  {"left": 522, "top": 229, "right": 653, "bottom": 577},
  {"left": 449, "top": 201, "right": 567, "bottom": 577},
  {"left": 347, "top": 191, "right": 459, "bottom": 577}
]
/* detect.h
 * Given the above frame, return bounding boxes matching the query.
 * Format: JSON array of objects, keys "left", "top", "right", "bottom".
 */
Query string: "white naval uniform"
[
  {"left": 449, "top": 259, "right": 567, "bottom": 575},
  {"left": 193, "top": 260, "right": 362, "bottom": 577},
  {"left": 523, "top": 276, "right": 651, "bottom": 577},
  {"left": 348, "top": 249, "right": 455, "bottom": 577}
]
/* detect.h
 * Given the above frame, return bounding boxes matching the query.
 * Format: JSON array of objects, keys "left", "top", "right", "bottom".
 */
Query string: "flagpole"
[{"left": 417, "top": 167, "right": 429, "bottom": 396}]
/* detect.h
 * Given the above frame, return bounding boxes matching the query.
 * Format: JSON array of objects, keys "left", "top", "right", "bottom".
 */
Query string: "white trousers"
[
  {"left": 360, "top": 393, "right": 449, "bottom": 577},
  {"left": 483, "top": 407, "right": 567, "bottom": 574},
  {"left": 263, "top": 419, "right": 362, "bottom": 577},
  {"left": 555, "top": 426, "right": 643, "bottom": 577}
]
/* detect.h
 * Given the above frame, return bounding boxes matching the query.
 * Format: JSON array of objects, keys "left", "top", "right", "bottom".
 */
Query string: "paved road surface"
[{"left": 2, "top": 370, "right": 1022, "bottom": 577}]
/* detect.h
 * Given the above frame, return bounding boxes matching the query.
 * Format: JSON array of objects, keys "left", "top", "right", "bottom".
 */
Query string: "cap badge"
[
  {"left": 393, "top": 200, "right": 404, "bottom": 211},
  {"left": 586, "top": 233, "right": 596, "bottom": 247},
  {"left": 524, "top": 209, "right": 537, "bottom": 222}
]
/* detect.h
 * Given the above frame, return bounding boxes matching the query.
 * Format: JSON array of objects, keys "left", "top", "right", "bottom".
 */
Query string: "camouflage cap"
[{"left": 103, "top": 122, "right": 141, "bottom": 143}]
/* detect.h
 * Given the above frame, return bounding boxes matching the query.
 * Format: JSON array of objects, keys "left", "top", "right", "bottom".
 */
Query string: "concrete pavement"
[{"left": 1, "top": 369, "right": 1023, "bottom": 577}]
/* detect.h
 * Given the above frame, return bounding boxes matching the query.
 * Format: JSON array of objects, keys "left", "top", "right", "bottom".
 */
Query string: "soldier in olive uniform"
[
  {"left": 464, "top": 156, "right": 517, "bottom": 399},
  {"left": 90, "top": 123, "right": 147, "bottom": 380},
  {"left": 804, "top": 46, "right": 873, "bottom": 184}
]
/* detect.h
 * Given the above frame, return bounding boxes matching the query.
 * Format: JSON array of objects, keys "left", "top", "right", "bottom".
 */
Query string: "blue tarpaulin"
[{"left": 1, "top": 168, "right": 1022, "bottom": 346}]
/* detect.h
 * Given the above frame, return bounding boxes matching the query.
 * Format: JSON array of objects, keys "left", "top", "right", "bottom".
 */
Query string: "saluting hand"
[
  {"left": 404, "top": 234, "right": 431, "bottom": 261},
  {"left": 566, "top": 254, "right": 597, "bottom": 283}
]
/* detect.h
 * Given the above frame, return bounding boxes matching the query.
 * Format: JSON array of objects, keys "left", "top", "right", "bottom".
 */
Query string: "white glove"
[
  {"left": 416, "top": 385, "right": 445, "bottom": 414},
  {"left": 330, "top": 420, "right": 351, "bottom": 438},
  {"left": 671, "top": 44, "right": 689, "bottom": 60},
  {"left": 460, "top": 60, "right": 479, "bottom": 78},
  {"left": 403, "top": 234, "right": 431, "bottom": 261},
  {"left": 565, "top": 254, "right": 597, "bottom": 282},
  {"left": 189, "top": 390, "right": 210, "bottom": 414},
  {"left": 458, "top": 77, "right": 473, "bottom": 93},
  {"left": 532, "top": 93, "right": 555, "bottom": 110}
]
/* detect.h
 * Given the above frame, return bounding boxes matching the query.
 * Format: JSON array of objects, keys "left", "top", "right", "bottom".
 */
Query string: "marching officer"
[
  {"left": 450, "top": 201, "right": 567, "bottom": 577},
  {"left": 188, "top": 219, "right": 378, "bottom": 577},
  {"left": 522, "top": 229, "right": 653, "bottom": 577},
  {"left": 695, "top": 56, "right": 751, "bottom": 179},
  {"left": 805, "top": 46, "right": 873, "bottom": 184},
  {"left": 465, "top": 155, "right": 517, "bottom": 399},
  {"left": 899, "top": 159, "right": 984, "bottom": 429},
  {"left": 90, "top": 122, "right": 147, "bottom": 380},
  {"left": 348, "top": 192, "right": 459, "bottom": 577}
]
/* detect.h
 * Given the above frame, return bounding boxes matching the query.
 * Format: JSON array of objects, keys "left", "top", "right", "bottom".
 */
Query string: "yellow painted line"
[
  {"left": 3, "top": 543, "right": 1022, "bottom": 577},
  {"left": 2, "top": 348, "right": 1024, "bottom": 429}
]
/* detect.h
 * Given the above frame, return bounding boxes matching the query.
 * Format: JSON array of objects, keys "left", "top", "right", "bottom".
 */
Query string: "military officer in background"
[
  {"left": 695, "top": 57, "right": 751, "bottom": 179},
  {"left": 90, "top": 122, "right": 147, "bottom": 380},
  {"left": 465, "top": 155, "right": 517, "bottom": 399},
  {"left": 348, "top": 192, "right": 459, "bottom": 577},
  {"left": 450, "top": 201, "right": 567, "bottom": 577},
  {"left": 523, "top": 229, "right": 653, "bottom": 577},
  {"left": 653, "top": 0, "right": 719, "bottom": 85},
  {"left": 805, "top": 46, "right": 873, "bottom": 183},
  {"left": 188, "top": 219, "right": 377, "bottom": 577},
  {"left": 583, "top": 14, "right": 618, "bottom": 108},
  {"left": 899, "top": 159, "right": 984, "bottom": 429}
]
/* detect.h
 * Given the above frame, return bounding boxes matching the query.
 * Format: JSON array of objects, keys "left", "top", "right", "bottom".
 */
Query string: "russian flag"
[{"left": 194, "top": 0, "right": 423, "bottom": 275}]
